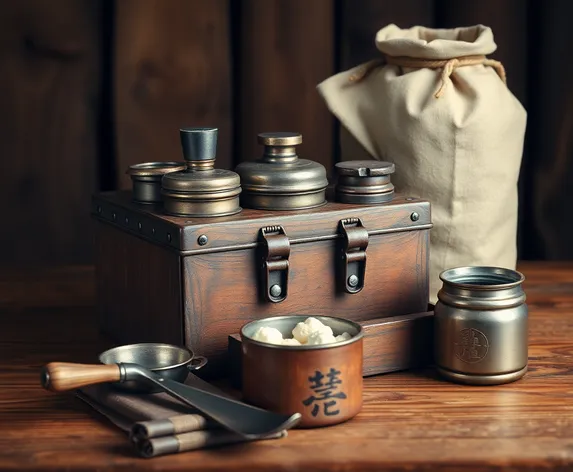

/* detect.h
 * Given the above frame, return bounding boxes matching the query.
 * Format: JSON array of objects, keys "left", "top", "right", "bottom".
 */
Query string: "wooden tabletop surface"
[{"left": 1, "top": 262, "right": 572, "bottom": 471}]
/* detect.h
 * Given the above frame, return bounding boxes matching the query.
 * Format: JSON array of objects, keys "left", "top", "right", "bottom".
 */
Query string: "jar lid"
[
  {"left": 126, "top": 161, "right": 186, "bottom": 178},
  {"left": 161, "top": 168, "right": 240, "bottom": 193},
  {"left": 161, "top": 128, "right": 241, "bottom": 217},
  {"left": 235, "top": 132, "right": 328, "bottom": 210},
  {"left": 335, "top": 160, "right": 395, "bottom": 176},
  {"left": 335, "top": 160, "right": 395, "bottom": 204}
]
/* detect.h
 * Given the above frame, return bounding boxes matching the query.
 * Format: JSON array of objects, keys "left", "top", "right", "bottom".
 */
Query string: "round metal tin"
[
  {"left": 334, "top": 160, "right": 395, "bottom": 204},
  {"left": 126, "top": 162, "right": 186, "bottom": 204},
  {"left": 161, "top": 128, "right": 242, "bottom": 217},
  {"left": 235, "top": 132, "right": 328, "bottom": 210}
]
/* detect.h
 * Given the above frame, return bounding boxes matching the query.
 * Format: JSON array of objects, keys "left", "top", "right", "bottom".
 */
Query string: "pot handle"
[{"left": 187, "top": 356, "right": 208, "bottom": 371}]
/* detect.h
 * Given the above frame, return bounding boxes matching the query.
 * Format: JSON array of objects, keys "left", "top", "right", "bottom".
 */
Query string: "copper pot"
[{"left": 240, "top": 315, "right": 363, "bottom": 428}]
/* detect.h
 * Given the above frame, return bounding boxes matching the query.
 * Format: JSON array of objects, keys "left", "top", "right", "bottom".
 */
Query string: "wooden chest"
[{"left": 91, "top": 189, "right": 431, "bottom": 378}]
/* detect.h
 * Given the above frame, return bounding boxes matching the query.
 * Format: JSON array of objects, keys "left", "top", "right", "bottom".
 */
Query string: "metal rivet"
[
  {"left": 97, "top": 206, "right": 102, "bottom": 213},
  {"left": 348, "top": 275, "right": 359, "bottom": 288},
  {"left": 152, "top": 228, "right": 156, "bottom": 235},
  {"left": 112, "top": 212, "right": 116, "bottom": 221},
  {"left": 167, "top": 233, "right": 172, "bottom": 242},
  {"left": 410, "top": 212, "right": 420, "bottom": 222},
  {"left": 138, "top": 222, "right": 142, "bottom": 231},
  {"left": 270, "top": 285, "right": 282, "bottom": 298},
  {"left": 125, "top": 216, "right": 129, "bottom": 224},
  {"left": 197, "top": 235, "right": 208, "bottom": 246}
]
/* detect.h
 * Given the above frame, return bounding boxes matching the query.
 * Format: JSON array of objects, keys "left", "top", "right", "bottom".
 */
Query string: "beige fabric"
[{"left": 317, "top": 24, "right": 527, "bottom": 303}]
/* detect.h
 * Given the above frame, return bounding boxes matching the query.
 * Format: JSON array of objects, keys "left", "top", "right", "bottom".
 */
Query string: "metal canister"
[
  {"left": 434, "top": 266, "right": 528, "bottom": 385},
  {"left": 161, "top": 128, "right": 242, "bottom": 217},
  {"left": 126, "top": 162, "right": 186, "bottom": 204},
  {"left": 334, "top": 160, "right": 395, "bottom": 204},
  {"left": 234, "top": 132, "right": 328, "bottom": 210}
]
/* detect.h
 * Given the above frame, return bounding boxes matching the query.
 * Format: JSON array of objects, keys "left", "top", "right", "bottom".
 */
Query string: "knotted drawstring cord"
[{"left": 348, "top": 54, "right": 506, "bottom": 98}]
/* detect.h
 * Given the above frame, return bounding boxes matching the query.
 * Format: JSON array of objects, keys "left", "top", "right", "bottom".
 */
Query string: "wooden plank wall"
[
  {"left": 115, "top": 0, "right": 234, "bottom": 188},
  {"left": 239, "top": 0, "right": 334, "bottom": 170},
  {"left": 0, "top": 0, "right": 102, "bottom": 266},
  {"left": 0, "top": 0, "right": 569, "bottom": 265}
]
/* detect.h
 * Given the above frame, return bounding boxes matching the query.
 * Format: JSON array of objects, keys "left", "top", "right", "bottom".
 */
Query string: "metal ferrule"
[
  {"left": 135, "top": 436, "right": 180, "bottom": 458},
  {"left": 186, "top": 159, "right": 215, "bottom": 171}
]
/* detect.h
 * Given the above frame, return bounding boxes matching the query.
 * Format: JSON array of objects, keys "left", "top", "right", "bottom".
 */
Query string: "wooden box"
[{"left": 91, "top": 190, "right": 432, "bottom": 378}]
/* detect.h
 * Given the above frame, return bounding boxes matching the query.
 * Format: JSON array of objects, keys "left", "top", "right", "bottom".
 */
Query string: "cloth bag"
[{"left": 317, "top": 24, "right": 527, "bottom": 303}]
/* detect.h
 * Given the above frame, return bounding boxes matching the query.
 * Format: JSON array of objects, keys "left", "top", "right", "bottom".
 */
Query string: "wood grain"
[
  {"left": 92, "top": 191, "right": 430, "bottom": 377},
  {"left": 0, "top": 262, "right": 572, "bottom": 470},
  {"left": 238, "top": 0, "right": 335, "bottom": 169},
  {"left": 114, "top": 0, "right": 233, "bottom": 189},
  {"left": 94, "top": 222, "right": 183, "bottom": 348},
  {"left": 0, "top": 0, "right": 101, "bottom": 266},
  {"left": 41, "top": 362, "right": 121, "bottom": 392},
  {"left": 183, "top": 225, "right": 429, "bottom": 376}
]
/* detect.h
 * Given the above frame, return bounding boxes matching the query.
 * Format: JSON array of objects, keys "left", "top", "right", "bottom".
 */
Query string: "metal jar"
[
  {"left": 334, "top": 160, "right": 395, "bottom": 204},
  {"left": 434, "top": 266, "right": 528, "bottom": 386},
  {"left": 161, "top": 128, "right": 242, "bottom": 217},
  {"left": 234, "top": 132, "right": 328, "bottom": 211},
  {"left": 126, "top": 162, "right": 186, "bottom": 204}
]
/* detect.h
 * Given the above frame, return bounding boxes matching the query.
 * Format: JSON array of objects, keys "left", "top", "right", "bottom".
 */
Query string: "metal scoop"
[{"left": 41, "top": 362, "right": 301, "bottom": 439}]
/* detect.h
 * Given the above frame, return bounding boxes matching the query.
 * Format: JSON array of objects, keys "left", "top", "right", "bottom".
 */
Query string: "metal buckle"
[
  {"left": 259, "top": 225, "right": 290, "bottom": 303},
  {"left": 338, "top": 218, "right": 369, "bottom": 294}
]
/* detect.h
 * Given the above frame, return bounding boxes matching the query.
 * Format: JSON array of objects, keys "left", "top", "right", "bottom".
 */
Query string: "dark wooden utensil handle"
[{"left": 41, "top": 362, "right": 121, "bottom": 392}]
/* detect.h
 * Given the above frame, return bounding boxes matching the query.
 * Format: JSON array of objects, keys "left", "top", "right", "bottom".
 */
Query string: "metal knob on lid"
[
  {"left": 161, "top": 128, "right": 242, "bottom": 217},
  {"left": 234, "top": 132, "right": 328, "bottom": 210},
  {"left": 334, "top": 160, "right": 395, "bottom": 204},
  {"left": 126, "top": 162, "right": 186, "bottom": 204}
]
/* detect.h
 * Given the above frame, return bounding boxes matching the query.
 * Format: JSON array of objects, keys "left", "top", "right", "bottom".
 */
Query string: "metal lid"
[
  {"left": 335, "top": 160, "right": 395, "bottom": 204},
  {"left": 161, "top": 128, "right": 241, "bottom": 217},
  {"left": 126, "top": 161, "right": 186, "bottom": 178},
  {"left": 161, "top": 167, "right": 240, "bottom": 193},
  {"left": 235, "top": 132, "right": 328, "bottom": 210},
  {"left": 335, "top": 160, "right": 395, "bottom": 177}
]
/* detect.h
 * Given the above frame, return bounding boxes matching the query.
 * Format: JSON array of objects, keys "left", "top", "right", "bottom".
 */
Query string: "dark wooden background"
[{"left": 1, "top": 0, "right": 571, "bottom": 267}]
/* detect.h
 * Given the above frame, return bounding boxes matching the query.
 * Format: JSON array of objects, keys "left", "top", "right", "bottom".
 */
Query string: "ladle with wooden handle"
[{"left": 41, "top": 362, "right": 301, "bottom": 439}]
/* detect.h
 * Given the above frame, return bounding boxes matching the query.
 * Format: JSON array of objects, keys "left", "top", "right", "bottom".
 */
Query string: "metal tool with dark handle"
[{"left": 41, "top": 362, "right": 301, "bottom": 439}]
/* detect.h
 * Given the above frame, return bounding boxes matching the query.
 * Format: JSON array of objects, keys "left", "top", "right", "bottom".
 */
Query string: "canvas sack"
[{"left": 317, "top": 24, "right": 527, "bottom": 304}]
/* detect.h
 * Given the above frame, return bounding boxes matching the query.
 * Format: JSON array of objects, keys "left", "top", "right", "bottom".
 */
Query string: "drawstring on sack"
[{"left": 348, "top": 54, "right": 507, "bottom": 98}]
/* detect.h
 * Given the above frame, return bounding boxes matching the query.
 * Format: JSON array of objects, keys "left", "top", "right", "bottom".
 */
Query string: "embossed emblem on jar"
[{"left": 454, "top": 328, "right": 489, "bottom": 363}]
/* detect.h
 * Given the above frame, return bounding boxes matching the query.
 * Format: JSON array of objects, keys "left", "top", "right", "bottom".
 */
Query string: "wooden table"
[{"left": 1, "top": 262, "right": 572, "bottom": 471}]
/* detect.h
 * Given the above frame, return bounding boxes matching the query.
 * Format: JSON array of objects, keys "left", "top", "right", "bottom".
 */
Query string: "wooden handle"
[{"left": 40, "top": 362, "right": 121, "bottom": 392}]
